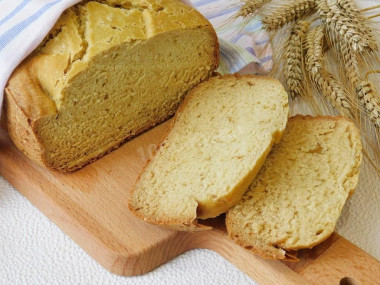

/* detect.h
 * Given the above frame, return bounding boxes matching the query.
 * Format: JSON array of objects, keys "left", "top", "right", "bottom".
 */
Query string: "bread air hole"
[
  {"left": 340, "top": 277, "right": 358, "bottom": 285},
  {"left": 316, "top": 229, "right": 324, "bottom": 236}
]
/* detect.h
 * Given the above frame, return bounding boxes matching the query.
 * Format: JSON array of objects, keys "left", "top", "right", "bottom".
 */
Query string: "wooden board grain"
[{"left": 0, "top": 123, "right": 379, "bottom": 285}]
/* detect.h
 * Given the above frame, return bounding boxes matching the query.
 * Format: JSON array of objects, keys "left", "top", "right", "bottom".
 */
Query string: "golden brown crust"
[
  {"left": 5, "top": 57, "right": 57, "bottom": 120},
  {"left": 128, "top": 74, "right": 288, "bottom": 231},
  {"left": 225, "top": 115, "right": 363, "bottom": 260},
  {"left": 4, "top": 90, "right": 46, "bottom": 167},
  {"left": 226, "top": 230, "right": 287, "bottom": 260},
  {"left": 9, "top": 0, "right": 217, "bottom": 121}
]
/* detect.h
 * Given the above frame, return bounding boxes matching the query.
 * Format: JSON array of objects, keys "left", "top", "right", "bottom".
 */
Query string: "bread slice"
[
  {"left": 226, "top": 115, "right": 362, "bottom": 259},
  {"left": 129, "top": 74, "right": 289, "bottom": 230},
  {"left": 4, "top": 0, "right": 219, "bottom": 171}
]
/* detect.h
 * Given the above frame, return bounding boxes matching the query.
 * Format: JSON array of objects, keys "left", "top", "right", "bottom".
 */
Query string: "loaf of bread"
[
  {"left": 129, "top": 74, "right": 289, "bottom": 230},
  {"left": 4, "top": 0, "right": 219, "bottom": 171},
  {"left": 226, "top": 116, "right": 362, "bottom": 260}
]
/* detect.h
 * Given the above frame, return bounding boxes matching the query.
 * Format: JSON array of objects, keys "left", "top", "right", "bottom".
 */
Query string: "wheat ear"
[
  {"left": 357, "top": 81, "right": 380, "bottom": 127},
  {"left": 339, "top": 38, "right": 380, "bottom": 128},
  {"left": 262, "top": 0, "right": 316, "bottom": 31},
  {"left": 284, "top": 20, "right": 310, "bottom": 98},
  {"left": 305, "top": 25, "right": 351, "bottom": 112},
  {"left": 340, "top": 39, "right": 360, "bottom": 87},
  {"left": 238, "top": 0, "right": 272, "bottom": 17},
  {"left": 316, "top": 0, "right": 373, "bottom": 52},
  {"left": 305, "top": 25, "right": 324, "bottom": 75},
  {"left": 337, "top": 0, "right": 378, "bottom": 51}
]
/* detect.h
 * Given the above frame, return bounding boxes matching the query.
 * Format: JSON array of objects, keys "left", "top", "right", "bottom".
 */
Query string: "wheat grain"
[
  {"left": 262, "top": 0, "right": 316, "bottom": 31},
  {"left": 305, "top": 25, "right": 351, "bottom": 112},
  {"left": 337, "top": 0, "right": 360, "bottom": 14},
  {"left": 316, "top": 0, "right": 373, "bottom": 52},
  {"left": 357, "top": 81, "right": 380, "bottom": 127},
  {"left": 285, "top": 20, "right": 310, "bottom": 97},
  {"left": 238, "top": 0, "right": 272, "bottom": 17}
]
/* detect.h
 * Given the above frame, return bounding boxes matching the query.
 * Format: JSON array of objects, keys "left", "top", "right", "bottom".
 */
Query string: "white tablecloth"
[{"left": 0, "top": 176, "right": 255, "bottom": 285}]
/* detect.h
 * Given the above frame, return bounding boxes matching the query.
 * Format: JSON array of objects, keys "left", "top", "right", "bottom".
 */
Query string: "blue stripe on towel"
[
  {"left": 0, "top": 0, "right": 61, "bottom": 52},
  {"left": 0, "top": 0, "right": 32, "bottom": 27}
]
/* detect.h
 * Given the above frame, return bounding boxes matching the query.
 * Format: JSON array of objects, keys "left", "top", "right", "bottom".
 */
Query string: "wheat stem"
[
  {"left": 285, "top": 20, "right": 310, "bottom": 97},
  {"left": 357, "top": 81, "right": 380, "bottom": 127},
  {"left": 262, "top": 0, "right": 316, "bottom": 31}
]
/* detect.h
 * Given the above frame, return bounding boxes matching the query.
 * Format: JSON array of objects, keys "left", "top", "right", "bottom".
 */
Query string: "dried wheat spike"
[
  {"left": 285, "top": 20, "right": 310, "bottom": 97},
  {"left": 305, "top": 25, "right": 351, "bottom": 112},
  {"left": 357, "top": 81, "right": 380, "bottom": 127},
  {"left": 316, "top": 0, "right": 373, "bottom": 52},
  {"left": 238, "top": 0, "right": 272, "bottom": 17},
  {"left": 305, "top": 25, "right": 325, "bottom": 75},
  {"left": 337, "top": 0, "right": 360, "bottom": 15},
  {"left": 337, "top": 0, "right": 378, "bottom": 51},
  {"left": 262, "top": 0, "right": 316, "bottom": 31},
  {"left": 314, "top": 71, "right": 351, "bottom": 111},
  {"left": 340, "top": 39, "right": 360, "bottom": 86}
]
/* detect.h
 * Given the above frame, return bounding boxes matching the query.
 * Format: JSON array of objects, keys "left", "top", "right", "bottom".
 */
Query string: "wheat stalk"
[
  {"left": 284, "top": 20, "right": 310, "bottom": 97},
  {"left": 305, "top": 25, "right": 351, "bottom": 112},
  {"left": 316, "top": 0, "right": 374, "bottom": 52},
  {"left": 357, "top": 81, "right": 380, "bottom": 127},
  {"left": 262, "top": 0, "right": 316, "bottom": 31},
  {"left": 238, "top": 0, "right": 272, "bottom": 17}
]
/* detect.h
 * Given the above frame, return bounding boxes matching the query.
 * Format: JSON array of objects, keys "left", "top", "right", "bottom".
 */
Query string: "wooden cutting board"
[{"left": 0, "top": 122, "right": 379, "bottom": 285}]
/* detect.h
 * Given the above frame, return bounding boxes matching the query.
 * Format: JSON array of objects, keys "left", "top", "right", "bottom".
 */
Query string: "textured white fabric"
[
  {"left": 0, "top": 177, "right": 255, "bottom": 285},
  {"left": 0, "top": 0, "right": 81, "bottom": 114}
]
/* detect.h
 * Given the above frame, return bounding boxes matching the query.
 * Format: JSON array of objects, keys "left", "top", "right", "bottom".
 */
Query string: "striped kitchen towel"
[{"left": 0, "top": 0, "right": 272, "bottom": 113}]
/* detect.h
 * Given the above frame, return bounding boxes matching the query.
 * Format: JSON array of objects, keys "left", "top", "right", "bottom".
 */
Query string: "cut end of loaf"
[
  {"left": 226, "top": 115, "right": 362, "bottom": 259},
  {"left": 129, "top": 74, "right": 289, "bottom": 231}
]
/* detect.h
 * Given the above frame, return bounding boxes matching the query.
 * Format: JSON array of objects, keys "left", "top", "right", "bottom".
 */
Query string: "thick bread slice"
[
  {"left": 129, "top": 74, "right": 289, "bottom": 231},
  {"left": 4, "top": 0, "right": 219, "bottom": 171},
  {"left": 226, "top": 116, "right": 362, "bottom": 259}
]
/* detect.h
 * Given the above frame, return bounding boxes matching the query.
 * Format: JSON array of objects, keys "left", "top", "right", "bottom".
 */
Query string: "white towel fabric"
[{"left": 0, "top": 0, "right": 80, "bottom": 109}]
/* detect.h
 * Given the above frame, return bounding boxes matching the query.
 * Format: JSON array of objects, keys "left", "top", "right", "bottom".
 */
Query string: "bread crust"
[
  {"left": 225, "top": 115, "right": 363, "bottom": 260},
  {"left": 128, "top": 74, "right": 289, "bottom": 231},
  {"left": 4, "top": 0, "right": 220, "bottom": 172}
]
